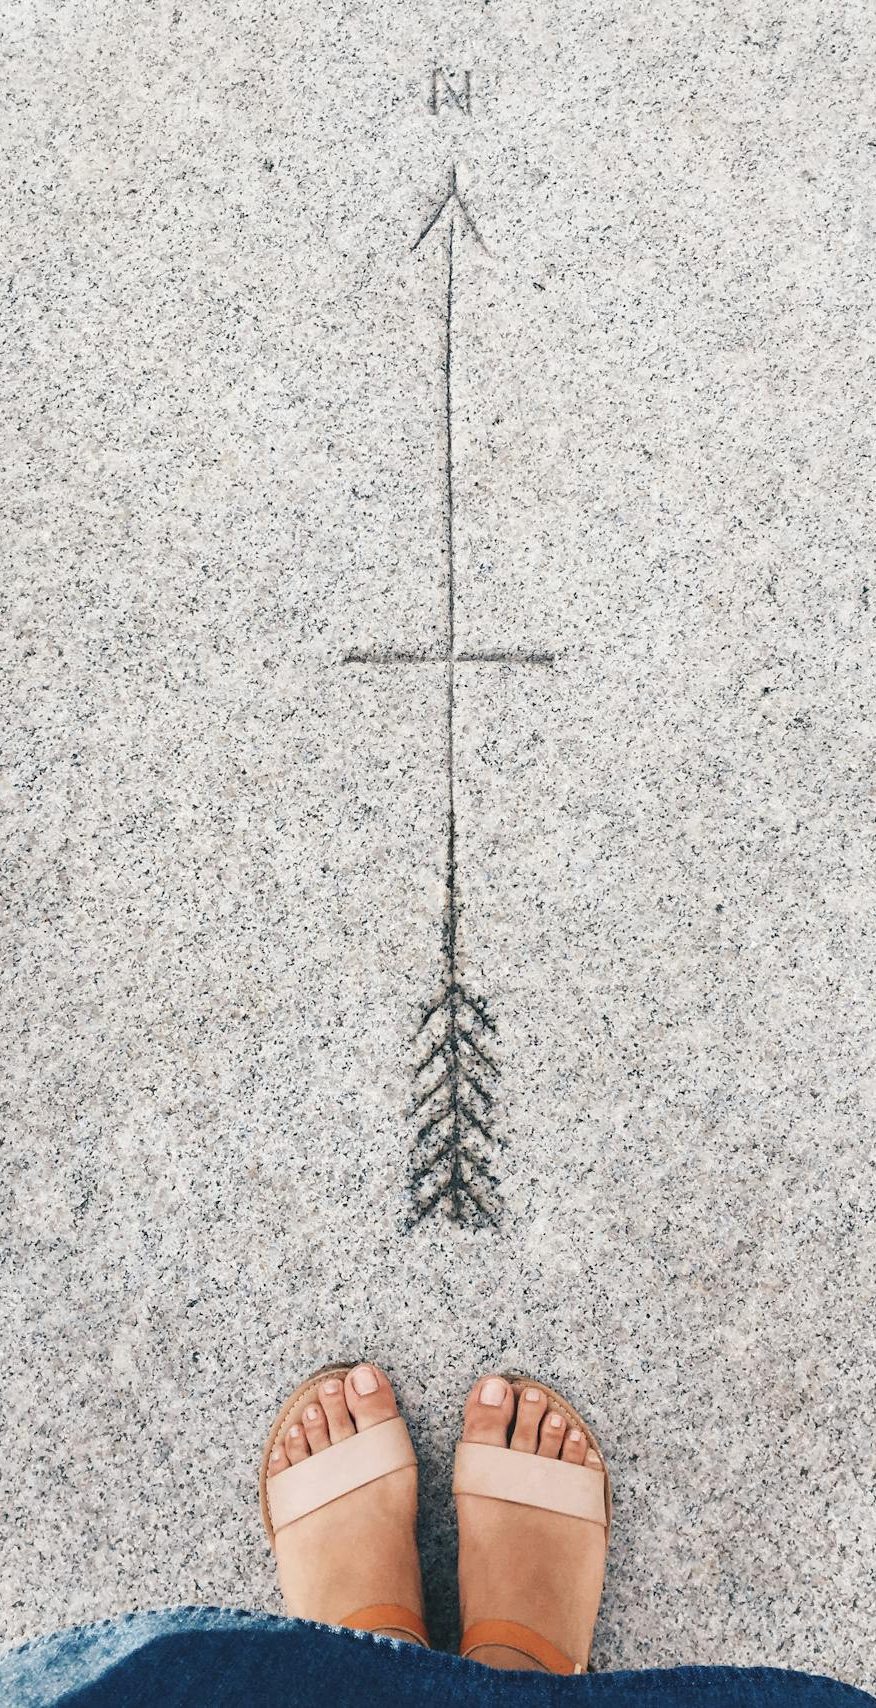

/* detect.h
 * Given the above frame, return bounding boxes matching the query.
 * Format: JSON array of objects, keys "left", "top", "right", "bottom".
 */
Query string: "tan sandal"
[
  {"left": 259, "top": 1362, "right": 429, "bottom": 1649},
  {"left": 453, "top": 1374, "right": 612, "bottom": 1676}
]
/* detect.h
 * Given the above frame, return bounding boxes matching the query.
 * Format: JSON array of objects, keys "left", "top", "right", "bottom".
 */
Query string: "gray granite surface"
[{"left": 2, "top": 0, "right": 875, "bottom": 1690}]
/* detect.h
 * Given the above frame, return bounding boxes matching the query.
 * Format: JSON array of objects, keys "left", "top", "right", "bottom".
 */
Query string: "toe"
[
  {"left": 510, "top": 1385, "right": 548, "bottom": 1453},
  {"left": 302, "top": 1401, "right": 331, "bottom": 1454},
  {"left": 560, "top": 1427, "right": 587, "bottom": 1465},
  {"left": 282, "top": 1422, "right": 310, "bottom": 1464},
  {"left": 462, "top": 1374, "right": 516, "bottom": 1447},
  {"left": 537, "top": 1409, "right": 566, "bottom": 1458},
  {"left": 586, "top": 1446, "right": 604, "bottom": 1472},
  {"left": 343, "top": 1364, "right": 399, "bottom": 1432},
  {"left": 267, "top": 1438, "right": 290, "bottom": 1477},
  {"left": 319, "top": 1374, "right": 356, "bottom": 1444}
]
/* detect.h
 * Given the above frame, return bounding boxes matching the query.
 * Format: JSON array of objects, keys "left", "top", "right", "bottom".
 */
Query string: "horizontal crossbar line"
[
  {"left": 342, "top": 651, "right": 556, "bottom": 666},
  {"left": 456, "top": 651, "right": 556, "bottom": 665},
  {"left": 341, "top": 651, "right": 443, "bottom": 664}
]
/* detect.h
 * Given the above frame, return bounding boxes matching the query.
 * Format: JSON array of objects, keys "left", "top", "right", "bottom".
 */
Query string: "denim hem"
[{"left": 1, "top": 1605, "right": 873, "bottom": 1708}]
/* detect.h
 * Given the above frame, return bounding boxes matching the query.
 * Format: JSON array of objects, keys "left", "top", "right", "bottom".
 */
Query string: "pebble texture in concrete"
[{"left": 2, "top": 0, "right": 874, "bottom": 1690}]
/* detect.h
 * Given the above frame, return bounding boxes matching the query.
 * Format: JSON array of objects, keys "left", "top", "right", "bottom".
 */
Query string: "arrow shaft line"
[
  {"left": 409, "top": 176, "right": 501, "bottom": 1229},
  {"left": 446, "top": 214, "right": 457, "bottom": 995},
  {"left": 446, "top": 215, "right": 455, "bottom": 662}
]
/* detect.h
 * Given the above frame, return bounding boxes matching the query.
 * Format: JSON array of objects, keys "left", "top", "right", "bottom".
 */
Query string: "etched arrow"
[
  {"left": 405, "top": 167, "right": 505, "bottom": 1228},
  {"left": 344, "top": 166, "right": 555, "bottom": 1229}
]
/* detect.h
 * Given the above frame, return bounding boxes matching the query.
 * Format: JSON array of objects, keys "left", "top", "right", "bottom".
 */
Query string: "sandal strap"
[
  {"left": 340, "top": 1604, "right": 429, "bottom": 1648},
  {"left": 460, "top": 1619, "right": 582, "bottom": 1675},
  {"left": 453, "top": 1441, "right": 606, "bottom": 1525},
  {"left": 267, "top": 1416, "right": 416, "bottom": 1535}
]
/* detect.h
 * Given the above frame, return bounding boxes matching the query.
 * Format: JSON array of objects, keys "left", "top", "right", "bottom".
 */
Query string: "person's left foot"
[
  {"left": 266, "top": 1364, "right": 424, "bottom": 1640},
  {"left": 455, "top": 1374, "right": 608, "bottom": 1671}
]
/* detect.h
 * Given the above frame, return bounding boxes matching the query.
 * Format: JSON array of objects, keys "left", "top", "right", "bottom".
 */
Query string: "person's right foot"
[
  {"left": 267, "top": 1363, "right": 424, "bottom": 1641},
  {"left": 456, "top": 1374, "right": 608, "bottom": 1672}
]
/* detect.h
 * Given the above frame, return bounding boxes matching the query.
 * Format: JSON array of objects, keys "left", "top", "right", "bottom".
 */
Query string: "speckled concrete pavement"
[{"left": 2, "top": 0, "right": 874, "bottom": 1688}]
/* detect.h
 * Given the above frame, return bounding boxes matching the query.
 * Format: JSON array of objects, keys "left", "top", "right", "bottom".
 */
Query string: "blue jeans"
[{"left": 1, "top": 1609, "right": 873, "bottom": 1708}]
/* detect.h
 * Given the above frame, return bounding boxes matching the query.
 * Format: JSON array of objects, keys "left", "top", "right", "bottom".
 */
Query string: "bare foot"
[
  {"left": 266, "top": 1363, "right": 425, "bottom": 1643},
  {"left": 456, "top": 1374, "right": 608, "bottom": 1672}
]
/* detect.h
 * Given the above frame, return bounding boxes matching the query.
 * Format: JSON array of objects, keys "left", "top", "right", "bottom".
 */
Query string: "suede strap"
[
  {"left": 339, "top": 1604, "right": 429, "bottom": 1648},
  {"left": 267, "top": 1416, "right": 416, "bottom": 1535},
  {"left": 460, "top": 1619, "right": 583, "bottom": 1675},
  {"left": 453, "top": 1440, "right": 606, "bottom": 1525}
]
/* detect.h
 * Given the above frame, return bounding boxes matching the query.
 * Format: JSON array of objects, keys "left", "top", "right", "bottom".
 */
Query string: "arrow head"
[{"left": 412, "top": 164, "right": 486, "bottom": 252}]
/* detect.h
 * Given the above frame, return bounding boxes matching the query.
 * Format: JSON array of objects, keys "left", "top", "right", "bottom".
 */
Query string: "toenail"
[
  {"left": 570, "top": 1429, "right": 582, "bottom": 1443},
  {"left": 550, "top": 1413, "right": 563, "bottom": 1429},
  {"left": 481, "top": 1377, "right": 507, "bottom": 1406},
  {"left": 288, "top": 1425, "right": 301, "bottom": 1438},
  {"left": 351, "top": 1364, "right": 379, "bottom": 1396},
  {"left": 305, "top": 1405, "right": 320, "bottom": 1421},
  {"left": 524, "top": 1388, "right": 541, "bottom": 1402},
  {"left": 323, "top": 1379, "right": 341, "bottom": 1394},
  {"left": 270, "top": 1447, "right": 282, "bottom": 1462}
]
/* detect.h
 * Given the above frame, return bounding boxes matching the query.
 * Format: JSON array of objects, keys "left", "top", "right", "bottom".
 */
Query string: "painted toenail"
[
  {"left": 524, "top": 1388, "right": 541, "bottom": 1402},
  {"left": 305, "top": 1405, "right": 320, "bottom": 1421},
  {"left": 481, "top": 1378, "right": 507, "bottom": 1406},
  {"left": 288, "top": 1425, "right": 301, "bottom": 1438},
  {"left": 570, "top": 1429, "right": 582, "bottom": 1443},
  {"left": 323, "top": 1379, "right": 341, "bottom": 1394},
  {"left": 270, "top": 1447, "right": 282, "bottom": 1462},
  {"left": 550, "top": 1413, "right": 563, "bottom": 1429},
  {"left": 351, "top": 1364, "right": 379, "bottom": 1395}
]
